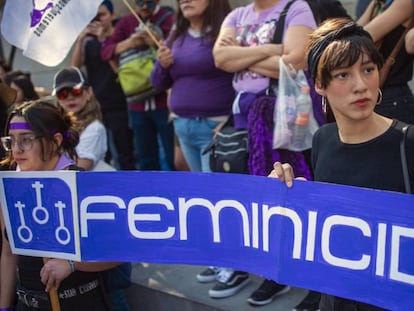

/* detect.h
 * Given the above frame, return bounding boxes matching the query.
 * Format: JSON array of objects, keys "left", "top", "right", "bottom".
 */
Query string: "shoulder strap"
[
  {"left": 154, "top": 9, "right": 174, "bottom": 27},
  {"left": 268, "top": 0, "right": 296, "bottom": 92},
  {"left": 395, "top": 121, "right": 412, "bottom": 194},
  {"left": 379, "top": 21, "right": 414, "bottom": 87},
  {"left": 272, "top": 0, "right": 296, "bottom": 44}
]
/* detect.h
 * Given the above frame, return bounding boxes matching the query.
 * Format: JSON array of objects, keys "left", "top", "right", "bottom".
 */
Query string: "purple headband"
[{"left": 9, "top": 122, "right": 31, "bottom": 130}]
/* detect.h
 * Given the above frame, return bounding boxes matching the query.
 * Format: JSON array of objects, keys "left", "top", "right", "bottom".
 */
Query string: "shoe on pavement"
[
  {"left": 247, "top": 279, "right": 291, "bottom": 306},
  {"left": 292, "top": 290, "right": 321, "bottom": 311},
  {"left": 197, "top": 267, "right": 221, "bottom": 283},
  {"left": 208, "top": 269, "right": 250, "bottom": 298}
]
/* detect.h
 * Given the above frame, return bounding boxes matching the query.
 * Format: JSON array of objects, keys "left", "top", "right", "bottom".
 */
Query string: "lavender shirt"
[{"left": 222, "top": 0, "right": 317, "bottom": 94}]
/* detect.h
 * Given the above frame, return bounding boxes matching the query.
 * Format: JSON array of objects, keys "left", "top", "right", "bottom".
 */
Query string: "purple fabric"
[
  {"left": 150, "top": 32, "right": 234, "bottom": 118},
  {"left": 233, "top": 92, "right": 258, "bottom": 129},
  {"left": 247, "top": 95, "right": 311, "bottom": 179},
  {"left": 54, "top": 153, "right": 75, "bottom": 171},
  {"left": 9, "top": 122, "right": 31, "bottom": 130},
  {"left": 222, "top": 0, "right": 317, "bottom": 94}
]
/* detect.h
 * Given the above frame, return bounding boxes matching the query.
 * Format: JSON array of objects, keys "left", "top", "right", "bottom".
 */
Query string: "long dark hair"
[
  {"left": 1, "top": 100, "right": 80, "bottom": 166},
  {"left": 170, "top": 0, "right": 231, "bottom": 45},
  {"left": 4, "top": 71, "right": 39, "bottom": 101}
]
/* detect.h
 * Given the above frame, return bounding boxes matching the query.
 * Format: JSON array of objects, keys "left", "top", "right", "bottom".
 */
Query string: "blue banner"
[{"left": 1, "top": 171, "right": 413, "bottom": 310}]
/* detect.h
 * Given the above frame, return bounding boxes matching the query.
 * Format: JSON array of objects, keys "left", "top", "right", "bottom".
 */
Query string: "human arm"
[
  {"left": 76, "top": 158, "right": 94, "bottom": 171},
  {"left": 358, "top": 0, "right": 414, "bottom": 42},
  {"left": 405, "top": 27, "right": 414, "bottom": 54},
  {"left": 101, "top": 15, "right": 141, "bottom": 61},
  {"left": 40, "top": 259, "right": 119, "bottom": 292},
  {"left": 150, "top": 40, "right": 174, "bottom": 91},
  {"left": 76, "top": 121, "right": 107, "bottom": 171},
  {"left": 249, "top": 25, "right": 314, "bottom": 78},
  {"left": 213, "top": 26, "right": 281, "bottom": 73},
  {"left": 0, "top": 208, "right": 17, "bottom": 309},
  {"left": 72, "top": 22, "right": 103, "bottom": 67}
]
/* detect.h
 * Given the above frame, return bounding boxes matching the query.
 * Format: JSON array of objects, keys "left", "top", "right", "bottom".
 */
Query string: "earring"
[
  {"left": 322, "top": 96, "right": 327, "bottom": 114},
  {"left": 376, "top": 89, "right": 383, "bottom": 105}
]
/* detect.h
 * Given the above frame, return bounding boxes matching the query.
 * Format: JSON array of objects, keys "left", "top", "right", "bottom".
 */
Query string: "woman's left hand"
[
  {"left": 268, "top": 161, "right": 306, "bottom": 188},
  {"left": 40, "top": 258, "right": 72, "bottom": 291}
]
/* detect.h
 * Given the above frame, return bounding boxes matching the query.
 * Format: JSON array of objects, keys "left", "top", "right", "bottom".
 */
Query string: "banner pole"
[
  {"left": 122, "top": 0, "right": 161, "bottom": 48},
  {"left": 43, "top": 258, "right": 62, "bottom": 311}
]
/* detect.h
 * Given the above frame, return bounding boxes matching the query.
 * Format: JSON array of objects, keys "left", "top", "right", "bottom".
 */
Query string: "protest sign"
[
  {"left": 0, "top": 170, "right": 413, "bottom": 310},
  {"left": 1, "top": 0, "right": 101, "bottom": 66}
]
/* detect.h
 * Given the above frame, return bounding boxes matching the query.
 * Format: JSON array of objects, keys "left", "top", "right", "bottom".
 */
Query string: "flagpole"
[
  {"left": 43, "top": 258, "right": 62, "bottom": 311},
  {"left": 122, "top": 0, "right": 162, "bottom": 48}
]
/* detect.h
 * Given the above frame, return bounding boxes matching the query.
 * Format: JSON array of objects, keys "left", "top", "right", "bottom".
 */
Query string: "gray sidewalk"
[{"left": 125, "top": 263, "right": 308, "bottom": 311}]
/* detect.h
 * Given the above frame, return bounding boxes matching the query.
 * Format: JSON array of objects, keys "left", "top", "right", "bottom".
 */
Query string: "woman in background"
[{"left": 53, "top": 67, "right": 107, "bottom": 171}]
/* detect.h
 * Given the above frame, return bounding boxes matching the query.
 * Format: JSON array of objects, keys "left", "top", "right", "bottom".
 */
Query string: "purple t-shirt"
[
  {"left": 151, "top": 32, "right": 234, "bottom": 118},
  {"left": 222, "top": 0, "right": 317, "bottom": 94}
]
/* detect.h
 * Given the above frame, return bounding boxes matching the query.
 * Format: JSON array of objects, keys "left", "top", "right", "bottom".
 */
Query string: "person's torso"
[
  {"left": 84, "top": 37, "right": 127, "bottom": 112},
  {"left": 168, "top": 32, "right": 234, "bottom": 118},
  {"left": 223, "top": 0, "right": 316, "bottom": 93},
  {"left": 312, "top": 121, "right": 414, "bottom": 193}
]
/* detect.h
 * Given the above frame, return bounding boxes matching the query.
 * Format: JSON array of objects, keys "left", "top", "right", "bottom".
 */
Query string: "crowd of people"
[{"left": 0, "top": 0, "right": 413, "bottom": 310}]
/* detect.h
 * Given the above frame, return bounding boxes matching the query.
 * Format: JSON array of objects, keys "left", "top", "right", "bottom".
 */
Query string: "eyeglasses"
[
  {"left": 1, "top": 135, "right": 42, "bottom": 152},
  {"left": 56, "top": 87, "right": 84, "bottom": 100},
  {"left": 136, "top": 0, "right": 157, "bottom": 8}
]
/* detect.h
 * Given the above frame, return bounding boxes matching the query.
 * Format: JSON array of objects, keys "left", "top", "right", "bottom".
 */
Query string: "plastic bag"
[{"left": 273, "top": 58, "right": 319, "bottom": 151}]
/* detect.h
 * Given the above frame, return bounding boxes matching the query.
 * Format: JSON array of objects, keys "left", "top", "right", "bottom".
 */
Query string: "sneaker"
[
  {"left": 208, "top": 269, "right": 250, "bottom": 298},
  {"left": 247, "top": 279, "right": 291, "bottom": 306},
  {"left": 292, "top": 291, "right": 321, "bottom": 311},
  {"left": 197, "top": 267, "right": 221, "bottom": 283}
]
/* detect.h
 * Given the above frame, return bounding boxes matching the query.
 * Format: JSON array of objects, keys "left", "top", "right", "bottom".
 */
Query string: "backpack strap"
[
  {"left": 153, "top": 9, "right": 174, "bottom": 27},
  {"left": 394, "top": 120, "right": 412, "bottom": 194},
  {"left": 272, "top": 0, "right": 296, "bottom": 44}
]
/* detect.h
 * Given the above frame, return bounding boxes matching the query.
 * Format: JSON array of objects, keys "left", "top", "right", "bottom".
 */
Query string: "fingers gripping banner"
[{"left": 1, "top": 171, "right": 414, "bottom": 310}]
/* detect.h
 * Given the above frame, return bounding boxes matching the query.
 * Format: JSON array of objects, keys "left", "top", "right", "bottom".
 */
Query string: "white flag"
[{"left": 1, "top": 0, "right": 102, "bottom": 67}]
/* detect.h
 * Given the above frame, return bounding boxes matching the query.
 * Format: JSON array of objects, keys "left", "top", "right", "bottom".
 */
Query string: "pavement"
[{"left": 125, "top": 263, "right": 309, "bottom": 311}]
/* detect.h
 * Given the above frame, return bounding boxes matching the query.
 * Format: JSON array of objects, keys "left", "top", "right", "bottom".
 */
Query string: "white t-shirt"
[{"left": 76, "top": 119, "right": 107, "bottom": 168}]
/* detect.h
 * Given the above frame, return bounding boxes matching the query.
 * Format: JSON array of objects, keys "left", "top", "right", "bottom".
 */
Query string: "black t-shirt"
[
  {"left": 311, "top": 119, "right": 414, "bottom": 311},
  {"left": 83, "top": 37, "right": 127, "bottom": 113},
  {"left": 312, "top": 120, "right": 414, "bottom": 192}
]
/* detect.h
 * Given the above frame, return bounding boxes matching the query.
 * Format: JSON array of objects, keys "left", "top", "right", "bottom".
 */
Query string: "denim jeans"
[
  {"left": 128, "top": 109, "right": 174, "bottom": 170},
  {"left": 173, "top": 117, "right": 220, "bottom": 172}
]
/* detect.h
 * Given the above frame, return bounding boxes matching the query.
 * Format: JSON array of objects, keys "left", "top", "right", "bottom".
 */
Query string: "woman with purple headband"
[
  {"left": 270, "top": 18, "right": 414, "bottom": 311},
  {"left": 0, "top": 100, "right": 117, "bottom": 310}
]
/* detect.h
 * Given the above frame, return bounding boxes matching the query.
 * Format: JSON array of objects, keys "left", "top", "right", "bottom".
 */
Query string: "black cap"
[{"left": 52, "top": 67, "right": 88, "bottom": 95}]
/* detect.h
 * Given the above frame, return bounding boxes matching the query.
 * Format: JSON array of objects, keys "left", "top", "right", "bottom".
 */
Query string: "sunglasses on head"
[
  {"left": 136, "top": 0, "right": 156, "bottom": 9},
  {"left": 56, "top": 87, "right": 84, "bottom": 100}
]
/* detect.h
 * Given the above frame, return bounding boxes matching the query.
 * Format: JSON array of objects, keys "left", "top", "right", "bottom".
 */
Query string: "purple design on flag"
[{"left": 30, "top": 0, "right": 54, "bottom": 27}]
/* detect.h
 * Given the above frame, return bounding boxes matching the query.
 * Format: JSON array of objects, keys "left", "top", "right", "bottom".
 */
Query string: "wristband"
[{"left": 68, "top": 260, "right": 76, "bottom": 273}]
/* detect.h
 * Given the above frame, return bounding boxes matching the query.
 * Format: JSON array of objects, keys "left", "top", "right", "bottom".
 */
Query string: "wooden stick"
[
  {"left": 43, "top": 258, "right": 61, "bottom": 311},
  {"left": 122, "top": 0, "right": 161, "bottom": 48}
]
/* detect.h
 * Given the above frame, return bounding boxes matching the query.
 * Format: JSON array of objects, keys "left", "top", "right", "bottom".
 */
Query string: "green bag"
[{"left": 118, "top": 48, "right": 156, "bottom": 96}]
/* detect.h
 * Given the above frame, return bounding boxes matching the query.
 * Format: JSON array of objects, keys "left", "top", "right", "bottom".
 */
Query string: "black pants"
[{"left": 103, "top": 110, "right": 136, "bottom": 170}]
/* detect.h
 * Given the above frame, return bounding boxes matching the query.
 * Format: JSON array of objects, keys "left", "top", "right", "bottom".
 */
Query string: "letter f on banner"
[{"left": 1, "top": 0, "right": 102, "bottom": 67}]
